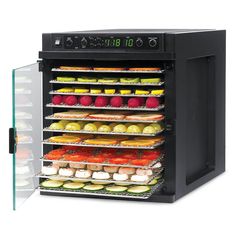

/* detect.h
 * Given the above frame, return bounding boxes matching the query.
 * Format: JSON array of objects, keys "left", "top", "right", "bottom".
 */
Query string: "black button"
[
  {"left": 65, "top": 37, "right": 73, "bottom": 47},
  {"left": 149, "top": 39, "right": 157, "bottom": 47},
  {"left": 136, "top": 38, "right": 143, "bottom": 47},
  {"left": 81, "top": 37, "right": 88, "bottom": 48}
]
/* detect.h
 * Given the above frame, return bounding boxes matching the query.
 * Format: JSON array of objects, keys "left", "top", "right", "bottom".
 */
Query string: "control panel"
[{"left": 52, "top": 34, "right": 164, "bottom": 51}]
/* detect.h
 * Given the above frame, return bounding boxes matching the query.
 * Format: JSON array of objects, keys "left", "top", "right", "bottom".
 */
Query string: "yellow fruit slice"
[
  {"left": 135, "top": 90, "right": 150, "bottom": 95},
  {"left": 57, "top": 87, "right": 75, "bottom": 93},
  {"left": 151, "top": 89, "right": 164, "bottom": 95}
]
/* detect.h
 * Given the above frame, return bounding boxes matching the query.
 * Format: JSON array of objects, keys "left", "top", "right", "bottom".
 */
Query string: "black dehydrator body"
[{"left": 11, "top": 29, "right": 225, "bottom": 206}]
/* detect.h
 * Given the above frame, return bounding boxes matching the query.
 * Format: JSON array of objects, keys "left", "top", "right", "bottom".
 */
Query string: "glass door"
[{"left": 11, "top": 63, "right": 42, "bottom": 210}]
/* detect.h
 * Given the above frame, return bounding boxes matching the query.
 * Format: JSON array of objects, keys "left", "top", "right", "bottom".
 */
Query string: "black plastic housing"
[{"left": 39, "top": 29, "right": 226, "bottom": 202}]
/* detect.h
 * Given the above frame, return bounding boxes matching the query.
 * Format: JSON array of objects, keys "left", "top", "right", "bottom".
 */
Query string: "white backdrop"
[{"left": 0, "top": 0, "right": 234, "bottom": 235}]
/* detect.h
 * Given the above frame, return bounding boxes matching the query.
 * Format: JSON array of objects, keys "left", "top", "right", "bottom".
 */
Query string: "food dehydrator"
[{"left": 9, "top": 29, "right": 226, "bottom": 209}]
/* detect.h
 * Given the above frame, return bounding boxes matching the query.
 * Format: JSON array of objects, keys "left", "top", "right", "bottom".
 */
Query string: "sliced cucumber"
[
  {"left": 147, "top": 179, "right": 158, "bottom": 186},
  {"left": 83, "top": 184, "right": 104, "bottom": 191},
  {"left": 127, "top": 186, "right": 150, "bottom": 194},
  {"left": 63, "top": 182, "right": 85, "bottom": 190},
  {"left": 105, "top": 186, "right": 128, "bottom": 192},
  {"left": 41, "top": 180, "right": 64, "bottom": 188},
  {"left": 91, "top": 181, "right": 110, "bottom": 185}
]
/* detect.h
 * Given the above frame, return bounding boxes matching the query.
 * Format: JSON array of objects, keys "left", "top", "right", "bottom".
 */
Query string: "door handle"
[{"left": 9, "top": 128, "right": 16, "bottom": 154}]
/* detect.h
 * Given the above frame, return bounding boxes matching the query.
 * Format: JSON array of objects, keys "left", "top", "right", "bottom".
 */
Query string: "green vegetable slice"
[
  {"left": 147, "top": 178, "right": 158, "bottom": 186},
  {"left": 105, "top": 186, "right": 128, "bottom": 192},
  {"left": 63, "top": 182, "right": 85, "bottom": 189},
  {"left": 83, "top": 184, "right": 104, "bottom": 191},
  {"left": 127, "top": 186, "right": 150, "bottom": 194},
  {"left": 41, "top": 180, "right": 64, "bottom": 188}
]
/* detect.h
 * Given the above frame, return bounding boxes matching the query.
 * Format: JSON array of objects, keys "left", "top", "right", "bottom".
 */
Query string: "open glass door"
[{"left": 11, "top": 63, "right": 42, "bottom": 210}]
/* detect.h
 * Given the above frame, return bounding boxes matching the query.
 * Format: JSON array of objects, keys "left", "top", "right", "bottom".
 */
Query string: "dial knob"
[
  {"left": 149, "top": 39, "right": 157, "bottom": 47},
  {"left": 136, "top": 38, "right": 143, "bottom": 47},
  {"left": 65, "top": 37, "right": 73, "bottom": 47},
  {"left": 81, "top": 37, "right": 88, "bottom": 48}
]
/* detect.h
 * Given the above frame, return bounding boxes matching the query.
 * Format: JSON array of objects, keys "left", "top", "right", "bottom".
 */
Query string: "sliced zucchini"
[
  {"left": 147, "top": 178, "right": 158, "bottom": 186},
  {"left": 83, "top": 184, "right": 104, "bottom": 191},
  {"left": 63, "top": 182, "right": 85, "bottom": 190},
  {"left": 127, "top": 186, "right": 150, "bottom": 194},
  {"left": 105, "top": 186, "right": 128, "bottom": 192},
  {"left": 91, "top": 181, "right": 110, "bottom": 185},
  {"left": 41, "top": 180, "right": 64, "bottom": 188}
]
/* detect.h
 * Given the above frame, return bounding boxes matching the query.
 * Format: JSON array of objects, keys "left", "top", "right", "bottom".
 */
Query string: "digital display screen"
[{"left": 103, "top": 37, "right": 134, "bottom": 48}]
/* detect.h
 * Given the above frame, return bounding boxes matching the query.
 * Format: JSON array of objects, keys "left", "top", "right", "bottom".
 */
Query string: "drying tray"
[
  {"left": 49, "top": 90, "right": 164, "bottom": 98},
  {"left": 51, "top": 68, "right": 165, "bottom": 74},
  {"left": 43, "top": 127, "right": 164, "bottom": 137},
  {"left": 45, "top": 115, "right": 165, "bottom": 123},
  {"left": 39, "top": 179, "right": 164, "bottom": 200},
  {"left": 50, "top": 80, "right": 164, "bottom": 87},
  {"left": 41, "top": 154, "right": 164, "bottom": 169},
  {"left": 37, "top": 168, "right": 163, "bottom": 185},
  {"left": 46, "top": 103, "right": 165, "bottom": 112},
  {"left": 42, "top": 139, "right": 165, "bottom": 150}
]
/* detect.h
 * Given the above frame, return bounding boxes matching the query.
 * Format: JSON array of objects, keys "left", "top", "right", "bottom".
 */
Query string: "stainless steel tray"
[
  {"left": 49, "top": 90, "right": 164, "bottom": 98},
  {"left": 39, "top": 179, "right": 164, "bottom": 199},
  {"left": 42, "top": 139, "right": 165, "bottom": 150},
  {"left": 41, "top": 154, "right": 164, "bottom": 169},
  {"left": 37, "top": 168, "right": 163, "bottom": 185},
  {"left": 46, "top": 103, "right": 165, "bottom": 112},
  {"left": 49, "top": 80, "right": 164, "bottom": 87},
  {"left": 43, "top": 127, "right": 164, "bottom": 137},
  {"left": 45, "top": 115, "right": 164, "bottom": 123},
  {"left": 51, "top": 68, "right": 165, "bottom": 74}
]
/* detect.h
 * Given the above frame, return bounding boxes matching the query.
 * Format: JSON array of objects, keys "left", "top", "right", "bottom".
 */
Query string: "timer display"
[{"left": 103, "top": 37, "right": 135, "bottom": 48}]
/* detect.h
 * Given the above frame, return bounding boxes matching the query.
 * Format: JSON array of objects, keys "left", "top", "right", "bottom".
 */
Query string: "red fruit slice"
[
  {"left": 130, "top": 159, "right": 151, "bottom": 166},
  {"left": 110, "top": 96, "right": 123, "bottom": 107},
  {"left": 87, "top": 157, "right": 106, "bottom": 163},
  {"left": 145, "top": 97, "right": 160, "bottom": 108},
  {"left": 108, "top": 158, "right": 129, "bottom": 164},
  {"left": 80, "top": 95, "right": 93, "bottom": 106},
  {"left": 65, "top": 95, "right": 78, "bottom": 106},
  {"left": 52, "top": 95, "right": 63, "bottom": 105},
  {"left": 63, "top": 154, "right": 87, "bottom": 162}
]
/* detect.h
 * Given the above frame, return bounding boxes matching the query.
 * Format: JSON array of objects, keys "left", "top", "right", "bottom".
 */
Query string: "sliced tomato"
[
  {"left": 87, "top": 157, "right": 106, "bottom": 163},
  {"left": 121, "top": 149, "right": 139, "bottom": 155},
  {"left": 130, "top": 159, "right": 151, "bottom": 166},
  {"left": 78, "top": 147, "right": 95, "bottom": 153},
  {"left": 49, "top": 149, "right": 67, "bottom": 155},
  {"left": 108, "top": 158, "right": 129, "bottom": 164},
  {"left": 100, "top": 148, "right": 117, "bottom": 155},
  {"left": 63, "top": 154, "right": 87, "bottom": 162},
  {"left": 142, "top": 150, "right": 161, "bottom": 156},
  {"left": 44, "top": 153, "right": 63, "bottom": 160},
  {"left": 116, "top": 153, "right": 137, "bottom": 159},
  {"left": 141, "top": 153, "right": 158, "bottom": 160}
]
